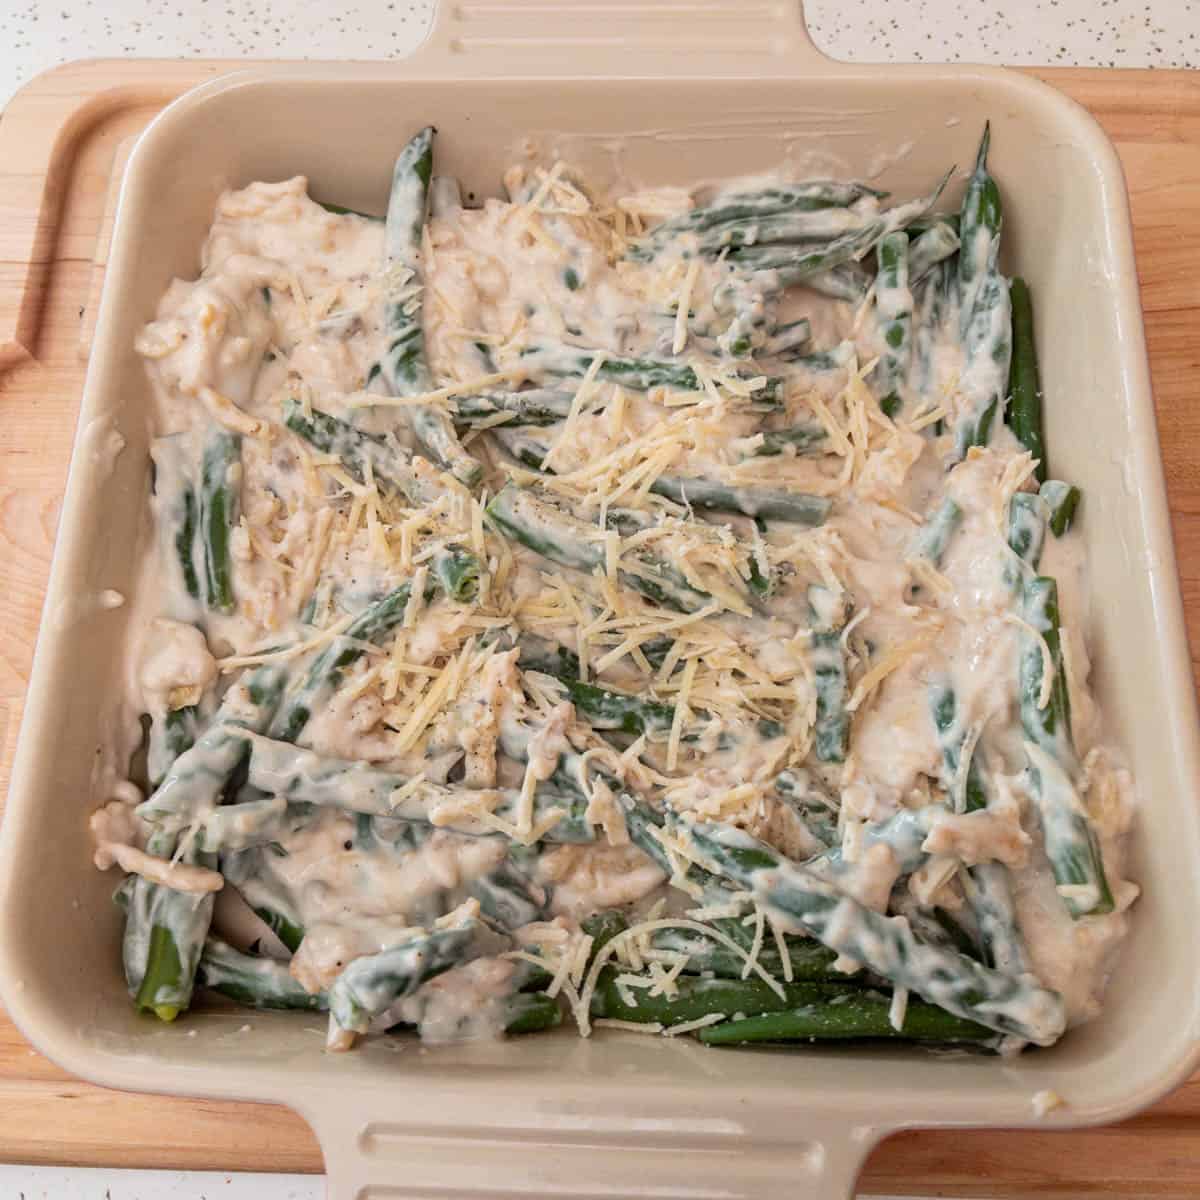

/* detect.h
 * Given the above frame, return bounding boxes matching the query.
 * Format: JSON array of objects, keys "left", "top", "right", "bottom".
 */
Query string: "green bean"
[
  {"left": 953, "top": 126, "right": 1011, "bottom": 460},
  {"left": 872, "top": 231, "right": 913, "bottom": 418},
  {"left": 159, "top": 451, "right": 201, "bottom": 600},
  {"left": 726, "top": 223, "right": 884, "bottom": 278},
  {"left": 743, "top": 422, "right": 828, "bottom": 458},
  {"left": 138, "top": 665, "right": 287, "bottom": 826},
  {"left": 648, "top": 475, "right": 830, "bottom": 526},
  {"left": 553, "top": 676, "right": 673, "bottom": 738},
  {"left": 648, "top": 927, "right": 841, "bottom": 982},
  {"left": 683, "top": 820, "right": 1067, "bottom": 1045},
  {"left": 798, "top": 262, "right": 872, "bottom": 302},
  {"left": 471, "top": 862, "right": 547, "bottom": 930},
  {"left": 1005, "top": 277, "right": 1045, "bottom": 479},
  {"left": 929, "top": 680, "right": 1032, "bottom": 973},
  {"left": 501, "top": 991, "right": 563, "bottom": 1035},
  {"left": 1019, "top": 577, "right": 1073, "bottom": 762},
  {"left": 269, "top": 583, "right": 417, "bottom": 743},
  {"left": 522, "top": 341, "right": 782, "bottom": 403},
  {"left": 282, "top": 398, "right": 435, "bottom": 504},
  {"left": 787, "top": 338, "right": 857, "bottom": 381},
  {"left": 199, "top": 428, "right": 241, "bottom": 614},
  {"left": 591, "top": 968, "right": 993, "bottom": 1045},
  {"left": 1019, "top": 577, "right": 1114, "bottom": 917},
  {"left": 965, "top": 862, "right": 1031, "bottom": 976},
  {"left": 198, "top": 936, "right": 325, "bottom": 1010},
  {"left": 486, "top": 484, "right": 710, "bottom": 613},
  {"left": 758, "top": 319, "right": 812, "bottom": 359},
  {"left": 450, "top": 389, "right": 575, "bottom": 427},
  {"left": 628, "top": 180, "right": 886, "bottom": 259},
  {"left": 891, "top": 894, "right": 981, "bottom": 961},
  {"left": 317, "top": 199, "right": 382, "bottom": 222},
  {"left": 929, "top": 678, "right": 988, "bottom": 813},
  {"left": 698, "top": 990, "right": 996, "bottom": 1046},
  {"left": 516, "top": 634, "right": 785, "bottom": 745},
  {"left": 120, "top": 829, "right": 215, "bottom": 1022},
  {"left": 773, "top": 769, "right": 839, "bottom": 847},
  {"left": 516, "top": 635, "right": 683, "bottom": 735},
  {"left": 910, "top": 259, "right": 954, "bottom": 401},
  {"left": 220, "top": 845, "right": 306, "bottom": 953},
  {"left": 715, "top": 260, "right": 862, "bottom": 307},
  {"left": 1007, "top": 491, "right": 1049, "bottom": 576},
  {"left": 147, "top": 705, "right": 200, "bottom": 791},
  {"left": 432, "top": 544, "right": 481, "bottom": 603},
  {"left": 253, "top": 905, "right": 305, "bottom": 954},
  {"left": 489, "top": 425, "right": 553, "bottom": 471},
  {"left": 240, "top": 733, "right": 594, "bottom": 842},
  {"left": 955, "top": 270, "right": 1010, "bottom": 459},
  {"left": 581, "top": 910, "right": 630, "bottom": 964},
  {"left": 816, "top": 804, "right": 948, "bottom": 882},
  {"left": 591, "top": 968, "right": 819, "bottom": 1025},
  {"left": 1041, "top": 480, "right": 1080, "bottom": 537},
  {"left": 383, "top": 127, "right": 481, "bottom": 488},
  {"left": 957, "top": 124, "right": 1002, "bottom": 334},
  {"left": 693, "top": 206, "right": 871, "bottom": 255},
  {"left": 909, "top": 497, "right": 962, "bottom": 568},
  {"left": 329, "top": 921, "right": 484, "bottom": 1036},
  {"left": 907, "top": 218, "right": 960, "bottom": 284},
  {"left": 906, "top": 212, "right": 961, "bottom": 236},
  {"left": 808, "top": 585, "right": 849, "bottom": 763},
  {"left": 1024, "top": 740, "right": 1115, "bottom": 920},
  {"left": 726, "top": 171, "right": 950, "bottom": 281},
  {"left": 484, "top": 431, "right": 829, "bottom": 525}
]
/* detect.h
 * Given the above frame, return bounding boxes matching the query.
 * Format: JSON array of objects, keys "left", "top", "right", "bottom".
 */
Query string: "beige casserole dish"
[{"left": 3, "top": 2, "right": 1200, "bottom": 1195}]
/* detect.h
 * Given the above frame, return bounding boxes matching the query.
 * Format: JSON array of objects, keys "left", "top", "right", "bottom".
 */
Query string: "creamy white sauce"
[{"left": 94, "top": 151, "right": 1138, "bottom": 1046}]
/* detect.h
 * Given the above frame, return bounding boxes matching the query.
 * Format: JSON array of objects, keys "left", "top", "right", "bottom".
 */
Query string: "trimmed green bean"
[
  {"left": 486, "top": 484, "right": 710, "bottom": 613},
  {"left": 1006, "top": 277, "right": 1046, "bottom": 480},
  {"left": 1019, "top": 577, "right": 1114, "bottom": 918},
  {"left": 522, "top": 341, "right": 782, "bottom": 403},
  {"left": 198, "top": 936, "right": 324, "bottom": 1010},
  {"left": 648, "top": 927, "right": 841, "bottom": 982},
  {"left": 450, "top": 389, "right": 574, "bottom": 426},
  {"left": 147, "top": 705, "right": 200, "bottom": 791},
  {"left": 432, "top": 544, "right": 481, "bottom": 603},
  {"left": 872, "top": 231, "right": 913, "bottom": 418},
  {"left": 799, "top": 262, "right": 872, "bottom": 303},
  {"left": 698, "top": 990, "right": 995, "bottom": 1046},
  {"left": 953, "top": 125, "right": 1011, "bottom": 460},
  {"left": 628, "top": 180, "right": 886, "bottom": 259},
  {"left": 199, "top": 429, "right": 241, "bottom": 614},
  {"left": 270, "top": 583, "right": 417, "bottom": 743},
  {"left": 329, "top": 922, "right": 483, "bottom": 1036},
  {"left": 909, "top": 497, "right": 962, "bottom": 567},
  {"left": 384, "top": 127, "right": 481, "bottom": 488},
  {"left": 908, "top": 218, "right": 960, "bottom": 284},
  {"left": 1041, "top": 479, "right": 1080, "bottom": 537},
  {"left": 282, "top": 398, "right": 434, "bottom": 504},
  {"left": 649, "top": 475, "right": 830, "bottom": 526},
  {"left": 1007, "top": 491, "right": 1050, "bottom": 576},
  {"left": 744, "top": 422, "right": 828, "bottom": 458},
  {"left": 808, "top": 585, "right": 849, "bottom": 763}
]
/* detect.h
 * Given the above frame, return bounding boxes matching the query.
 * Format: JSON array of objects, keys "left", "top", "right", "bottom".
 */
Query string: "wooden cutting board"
[{"left": 1, "top": 59, "right": 1198, "bottom": 1195}]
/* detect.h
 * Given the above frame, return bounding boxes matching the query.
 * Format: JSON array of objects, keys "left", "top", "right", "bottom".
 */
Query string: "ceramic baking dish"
[{"left": 3, "top": 2, "right": 1199, "bottom": 1196}]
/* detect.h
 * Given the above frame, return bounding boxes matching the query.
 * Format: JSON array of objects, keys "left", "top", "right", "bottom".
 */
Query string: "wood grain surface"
[{"left": 0, "top": 60, "right": 1198, "bottom": 1194}]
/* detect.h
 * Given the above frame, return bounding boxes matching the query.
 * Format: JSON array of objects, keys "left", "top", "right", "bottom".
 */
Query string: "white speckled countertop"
[
  {"left": 0, "top": 0, "right": 1195, "bottom": 1196},
  {"left": 0, "top": 0, "right": 1197, "bottom": 105}
]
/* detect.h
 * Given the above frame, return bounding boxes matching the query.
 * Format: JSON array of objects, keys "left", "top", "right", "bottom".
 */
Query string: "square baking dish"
[{"left": 3, "top": 3, "right": 1199, "bottom": 1196}]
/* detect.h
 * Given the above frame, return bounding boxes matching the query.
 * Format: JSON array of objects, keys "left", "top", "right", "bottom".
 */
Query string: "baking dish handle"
[
  {"left": 309, "top": 1102, "right": 877, "bottom": 1200},
  {"left": 408, "top": 0, "right": 836, "bottom": 78}
]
